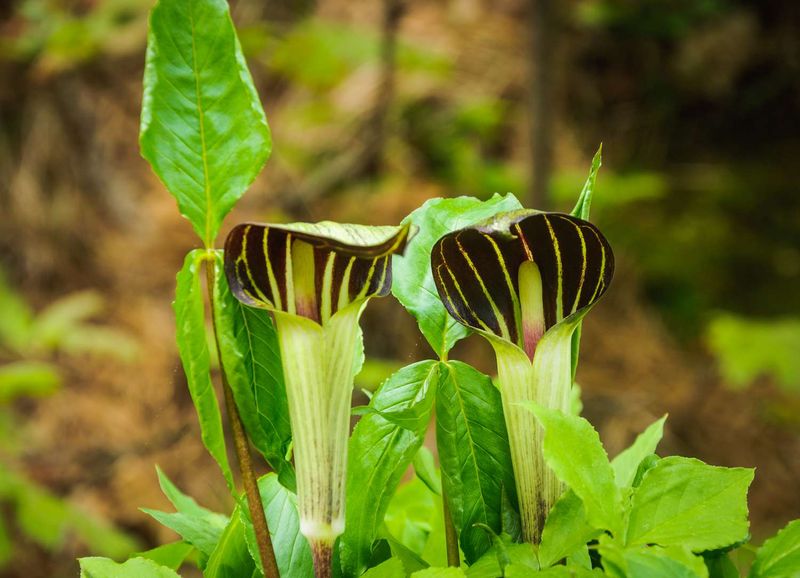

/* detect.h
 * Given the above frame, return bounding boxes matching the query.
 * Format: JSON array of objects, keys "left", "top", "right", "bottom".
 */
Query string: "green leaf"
[
  {"left": 242, "top": 474, "right": 313, "bottom": 577},
  {"left": 538, "top": 490, "right": 602, "bottom": 568},
  {"left": 392, "top": 194, "right": 522, "bottom": 357},
  {"left": 340, "top": 360, "right": 438, "bottom": 577},
  {"left": 466, "top": 542, "right": 538, "bottom": 578},
  {"left": 140, "top": 0, "right": 271, "bottom": 246},
  {"left": 749, "top": 519, "right": 800, "bottom": 578},
  {"left": 79, "top": 557, "right": 181, "bottom": 578},
  {"left": 413, "top": 446, "right": 442, "bottom": 496},
  {"left": 204, "top": 505, "right": 257, "bottom": 578},
  {"left": 624, "top": 546, "right": 708, "bottom": 578},
  {"left": 704, "top": 551, "right": 740, "bottom": 578},
  {"left": 363, "top": 558, "right": 406, "bottom": 578},
  {"left": 436, "top": 360, "right": 517, "bottom": 563},
  {"left": 568, "top": 145, "right": 601, "bottom": 381},
  {"left": 412, "top": 568, "right": 467, "bottom": 577},
  {"left": 212, "top": 251, "right": 294, "bottom": 488},
  {"left": 611, "top": 415, "right": 667, "bottom": 488},
  {"left": 384, "top": 477, "right": 447, "bottom": 566},
  {"left": 141, "top": 467, "right": 228, "bottom": 558},
  {"left": 174, "top": 249, "right": 233, "bottom": 489},
  {"left": 0, "top": 360, "right": 61, "bottom": 402},
  {"left": 570, "top": 146, "right": 602, "bottom": 222},
  {"left": 506, "top": 566, "right": 598, "bottom": 578},
  {"left": 133, "top": 541, "right": 194, "bottom": 570},
  {"left": 526, "top": 404, "right": 623, "bottom": 536},
  {"left": 626, "top": 456, "right": 754, "bottom": 552}
]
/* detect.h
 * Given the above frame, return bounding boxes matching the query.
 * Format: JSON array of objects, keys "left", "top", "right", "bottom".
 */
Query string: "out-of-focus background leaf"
[{"left": 0, "top": 0, "right": 798, "bottom": 575}]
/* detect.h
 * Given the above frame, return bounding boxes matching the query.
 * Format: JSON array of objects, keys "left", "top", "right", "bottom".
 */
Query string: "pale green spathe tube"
[
  {"left": 273, "top": 300, "right": 365, "bottom": 544},
  {"left": 489, "top": 316, "right": 577, "bottom": 544}
]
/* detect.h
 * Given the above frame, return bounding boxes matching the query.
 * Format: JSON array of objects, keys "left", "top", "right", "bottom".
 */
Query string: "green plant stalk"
[
  {"left": 272, "top": 303, "right": 364, "bottom": 578},
  {"left": 204, "top": 256, "right": 280, "bottom": 578},
  {"left": 491, "top": 320, "right": 575, "bottom": 544},
  {"left": 442, "top": 474, "right": 460, "bottom": 566}
]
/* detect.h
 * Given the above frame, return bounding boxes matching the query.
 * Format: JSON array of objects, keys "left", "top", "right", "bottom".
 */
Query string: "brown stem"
[
  {"left": 442, "top": 478, "right": 460, "bottom": 566},
  {"left": 311, "top": 541, "right": 333, "bottom": 578},
  {"left": 205, "top": 256, "right": 281, "bottom": 578}
]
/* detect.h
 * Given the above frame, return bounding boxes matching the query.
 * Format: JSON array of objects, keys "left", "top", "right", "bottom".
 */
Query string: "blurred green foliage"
[
  {"left": 0, "top": 0, "right": 148, "bottom": 73},
  {"left": 0, "top": 270, "right": 140, "bottom": 569},
  {"left": 706, "top": 314, "right": 800, "bottom": 393},
  {"left": 575, "top": 0, "right": 731, "bottom": 38}
]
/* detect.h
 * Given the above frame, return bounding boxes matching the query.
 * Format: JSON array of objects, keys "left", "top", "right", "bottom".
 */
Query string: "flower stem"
[
  {"left": 205, "top": 256, "right": 280, "bottom": 578},
  {"left": 311, "top": 540, "right": 333, "bottom": 578}
]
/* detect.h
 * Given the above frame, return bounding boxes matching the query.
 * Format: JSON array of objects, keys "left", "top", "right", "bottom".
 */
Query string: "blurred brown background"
[{"left": 1, "top": 0, "right": 799, "bottom": 576}]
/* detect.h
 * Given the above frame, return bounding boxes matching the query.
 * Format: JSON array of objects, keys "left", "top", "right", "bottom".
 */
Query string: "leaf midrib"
[
  {"left": 188, "top": 2, "right": 213, "bottom": 248},
  {"left": 443, "top": 362, "right": 492, "bottom": 529}
]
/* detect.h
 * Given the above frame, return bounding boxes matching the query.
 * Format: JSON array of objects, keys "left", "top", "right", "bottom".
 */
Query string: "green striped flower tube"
[
  {"left": 224, "top": 221, "right": 411, "bottom": 574},
  {"left": 431, "top": 209, "right": 614, "bottom": 543}
]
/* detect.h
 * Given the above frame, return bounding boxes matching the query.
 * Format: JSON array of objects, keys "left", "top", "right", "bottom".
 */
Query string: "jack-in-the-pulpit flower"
[
  {"left": 225, "top": 221, "right": 411, "bottom": 572},
  {"left": 431, "top": 210, "right": 614, "bottom": 543}
]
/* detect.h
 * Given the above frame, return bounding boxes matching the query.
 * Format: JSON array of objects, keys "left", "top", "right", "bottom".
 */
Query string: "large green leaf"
[
  {"left": 749, "top": 519, "right": 800, "bottom": 578},
  {"left": 141, "top": 467, "right": 229, "bottom": 559},
  {"left": 538, "top": 490, "right": 601, "bottom": 568},
  {"left": 526, "top": 404, "right": 623, "bottom": 537},
  {"left": 340, "top": 360, "right": 438, "bottom": 577},
  {"left": 140, "top": 0, "right": 270, "bottom": 246},
  {"left": 626, "top": 456, "right": 754, "bottom": 552},
  {"left": 212, "top": 251, "right": 294, "bottom": 488},
  {"left": 611, "top": 415, "right": 667, "bottom": 488},
  {"left": 204, "top": 505, "right": 257, "bottom": 578},
  {"left": 79, "top": 557, "right": 181, "bottom": 578},
  {"left": 436, "top": 360, "right": 517, "bottom": 563},
  {"left": 174, "top": 250, "right": 233, "bottom": 489},
  {"left": 239, "top": 474, "right": 314, "bottom": 577},
  {"left": 392, "top": 194, "right": 522, "bottom": 357}
]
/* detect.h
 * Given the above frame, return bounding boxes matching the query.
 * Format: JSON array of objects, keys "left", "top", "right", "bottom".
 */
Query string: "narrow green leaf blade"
[
  {"left": 569, "top": 145, "right": 602, "bottom": 380},
  {"left": 393, "top": 194, "right": 523, "bottom": 357},
  {"left": 240, "top": 474, "right": 314, "bottom": 577},
  {"left": 79, "top": 557, "right": 181, "bottom": 578},
  {"left": 142, "top": 470, "right": 224, "bottom": 562},
  {"left": 611, "top": 415, "right": 667, "bottom": 488},
  {"left": 140, "top": 0, "right": 271, "bottom": 246},
  {"left": 570, "top": 146, "right": 602, "bottom": 221},
  {"left": 133, "top": 541, "right": 194, "bottom": 571},
  {"left": 538, "top": 490, "right": 602, "bottom": 568},
  {"left": 436, "top": 360, "right": 517, "bottom": 563},
  {"left": 173, "top": 249, "right": 233, "bottom": 489},
  {"left": 626, "top": 456, "right": 754, "bottom": 552},
  {"left": 212, "top": 251, "right": 294, "bottom": 488},
  {"left": 340, "top": 360, "right": 438, "bottom": 577},
  {"left": 363, "top": 558, "right": 406, "bottom": 578},
  {"left": 204, "top": 505, "right": 257, "bottom": 578},
  {"left": 749, "top": 519, "right": 800, "bottom": 578},
  {"left": 526, "top": 404, "right": 623, "bottom": 536}
]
